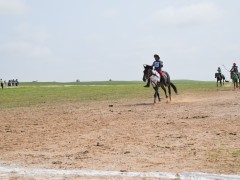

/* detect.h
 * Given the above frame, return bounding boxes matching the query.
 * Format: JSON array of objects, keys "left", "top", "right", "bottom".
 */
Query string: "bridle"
[{"left": 143, "top": 67, "right": 152, "bottom": 80}]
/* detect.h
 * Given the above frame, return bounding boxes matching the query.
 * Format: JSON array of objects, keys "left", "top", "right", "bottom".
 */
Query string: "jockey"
[
  {"left": 230, "top": 63, "right": 238, "bottom": 73},
  {"left": 217, "top": 67, "right": 222, "bottom": 78},
  {"left": 152, "top": 54, "right": 164, "bottom": 77},
  {"left": 144, "top": 54, "right": 164, "bottom": 87},
  {"left": 230, "top": 63, "right": 238, "bottom": 79}
]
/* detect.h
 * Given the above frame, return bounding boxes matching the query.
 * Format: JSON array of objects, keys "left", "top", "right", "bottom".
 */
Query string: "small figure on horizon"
[
  {"left": 0, "top": 79, "right": 3, "bottom": 89},
  {"left": 12, "top": 79, "right": 15, "bottom": 86},
  {"left": 217, "top": 67, "right": 221, "bottom": 74},
  {"left": 8, "top": 80, "right": 11, "bottom": 86},
  {"left": 15, "top": 79, "right": 19, "bottom": 86}
]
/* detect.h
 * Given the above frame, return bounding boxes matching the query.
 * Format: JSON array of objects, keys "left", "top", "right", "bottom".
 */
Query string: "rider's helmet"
[
  {"left": 233, "top": 63, "right": 236, "bottom": 66},
  {"left": 154, "top": 54, "right": 160, "bottom": 59}
]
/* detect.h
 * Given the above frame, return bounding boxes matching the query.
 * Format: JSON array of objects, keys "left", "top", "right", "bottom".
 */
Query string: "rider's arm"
[{"left": 160, "top": 60, "right": 163, "bottom": 67}]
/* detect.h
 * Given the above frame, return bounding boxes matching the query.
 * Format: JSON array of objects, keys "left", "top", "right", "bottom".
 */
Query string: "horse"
[
  {"left": 231, "top": 72, "right": 239, "bottom": 89},
  {"left": 215, "top": 73, "right": 225, "bottom": 87},
  {"left": 143, "top": 65, "right": 177, "bottom": 103}
]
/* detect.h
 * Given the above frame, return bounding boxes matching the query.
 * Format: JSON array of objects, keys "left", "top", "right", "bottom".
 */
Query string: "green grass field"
[{"left": 0, "top": 80, "right": 233, "bottom": 109}]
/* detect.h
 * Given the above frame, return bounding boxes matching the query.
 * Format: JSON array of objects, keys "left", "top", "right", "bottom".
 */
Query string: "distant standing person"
[
  {"left": 0, "top": 79, "right": 3, "bottom": 89},
  {"left": 12, "top": 79, "right": 15, "bottom": 86}
]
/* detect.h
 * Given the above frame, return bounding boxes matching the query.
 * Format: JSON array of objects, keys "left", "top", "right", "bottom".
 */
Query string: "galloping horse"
[
  {"left": 143, "top": 65, "right": 177, "bottom": 103},
  {"left": 215, "top": 73, "right": 225, "bottom": 87}
]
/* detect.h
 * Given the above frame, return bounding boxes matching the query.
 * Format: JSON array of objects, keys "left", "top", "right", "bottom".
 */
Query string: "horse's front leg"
[
  {"left": 157, "top": 90, "right": 160, "bottom": 102},
  {"left": 153, "top": 86, "right": 160, "bottom": 103},
  {"left": 154, "top": 90, "right": 157, "bottom": 103}
]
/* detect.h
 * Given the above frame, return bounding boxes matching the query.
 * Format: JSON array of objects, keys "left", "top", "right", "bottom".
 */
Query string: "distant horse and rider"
[
  {"left": 221, "top": 63, "right": 240, "bottom": 89},
  {"left": 215, "top": 67, "right": 225, "bottom": 87},
  {"left": 229, "top": 63, "right": 240, "bottom": 89}
]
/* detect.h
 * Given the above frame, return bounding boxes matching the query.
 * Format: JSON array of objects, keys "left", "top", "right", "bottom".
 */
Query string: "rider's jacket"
[
  {"left": 230, "top": 66, "right": 238, "bottom": 73},
  {"left": 152, "top": 60, "right": 163, "bottom": 70}
]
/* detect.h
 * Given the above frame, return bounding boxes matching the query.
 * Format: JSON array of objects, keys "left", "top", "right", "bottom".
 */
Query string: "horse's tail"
[{"left": 170, "top": 82, "right": 178, "bottom": 94}]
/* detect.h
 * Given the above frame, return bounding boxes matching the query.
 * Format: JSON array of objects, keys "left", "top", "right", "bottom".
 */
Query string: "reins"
[{"left": 222, "top": 65, "right": 230, "bottom": 72}]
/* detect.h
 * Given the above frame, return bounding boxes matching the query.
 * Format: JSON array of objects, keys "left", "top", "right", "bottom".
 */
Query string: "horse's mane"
[{"left": 143, "top": 64, "right": 153, "bottom": 69}]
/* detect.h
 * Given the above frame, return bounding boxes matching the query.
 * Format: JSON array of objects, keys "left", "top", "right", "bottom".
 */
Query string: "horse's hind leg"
[{"left": 161, "top": 85, "right": 168, "bottom": 98}]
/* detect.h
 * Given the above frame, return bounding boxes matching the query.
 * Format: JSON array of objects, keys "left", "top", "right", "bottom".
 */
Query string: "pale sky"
[{"left": 0, "top": 0, "right": 239, "bottom": 82}]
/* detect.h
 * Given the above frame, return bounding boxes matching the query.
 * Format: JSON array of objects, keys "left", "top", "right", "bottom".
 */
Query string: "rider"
[
  {"left": 144, "top": 54, "right": 164, "bottom": 87},
  {"left": 230, "top": 63, "right": 238, "bottom": 79},
  {"left": 217, "top": 67, "right": 222, "bottom": 78}
]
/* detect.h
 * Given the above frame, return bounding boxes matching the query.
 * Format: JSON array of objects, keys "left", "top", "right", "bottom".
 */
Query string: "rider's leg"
[{"left": 159, "top": 71, "right": 164, "bottom": 77}]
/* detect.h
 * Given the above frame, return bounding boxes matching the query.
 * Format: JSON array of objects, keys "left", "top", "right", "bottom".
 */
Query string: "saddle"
[
  {"left": 230, "top": 72, "right": 239, "bottom": 80},
  {"left": 216, "top": 73, "right": 223, "bottom": 79},
  {"left": 151, "top": 70, "right": 160, "bottom": 82}
]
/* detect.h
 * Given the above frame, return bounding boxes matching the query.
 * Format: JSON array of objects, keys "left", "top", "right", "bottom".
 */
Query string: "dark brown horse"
[{"left": 215, "top": 73, "right": 225, "bottom": 87}]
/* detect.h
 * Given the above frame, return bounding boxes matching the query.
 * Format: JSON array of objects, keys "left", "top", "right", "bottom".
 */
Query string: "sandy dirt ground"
[{"left": 0, "top": 89, "right": 240, "bottom": 179}]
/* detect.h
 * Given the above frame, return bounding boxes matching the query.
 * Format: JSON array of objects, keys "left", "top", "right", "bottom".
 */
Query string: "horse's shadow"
[
  {"left": 122, "top": 100, "right": 171, "bottom": 106},
  {"left": 122, "top": 103, "right": 154, "bottom": 107}
]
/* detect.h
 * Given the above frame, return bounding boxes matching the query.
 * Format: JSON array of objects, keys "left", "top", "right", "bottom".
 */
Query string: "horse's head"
[{"left": 143, "top": 64, "right": 153, "bottom": 82}]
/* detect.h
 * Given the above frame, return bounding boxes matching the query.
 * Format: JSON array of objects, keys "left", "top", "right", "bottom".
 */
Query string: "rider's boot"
[{"left": 144, "top": 79, "right": 150, "bottom": 87}]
